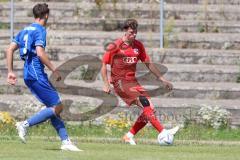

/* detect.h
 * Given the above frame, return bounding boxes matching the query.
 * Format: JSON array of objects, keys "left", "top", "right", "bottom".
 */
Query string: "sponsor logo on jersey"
[{"left": 123, "top": 57, "right": 138, "bottom": 64}]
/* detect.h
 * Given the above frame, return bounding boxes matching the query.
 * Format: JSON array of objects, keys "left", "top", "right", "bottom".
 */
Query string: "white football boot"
[
  {"left": 16, "top": 122, "right": 28, "bottom": 143},
  {"left": 61, "top": 139, "right": 83, "bottom": 152},
  {"left": 167, "top": 126, "right": 180, "bottom": 135},
  {"left": 123, "top": 132, "right": 136, "bottom": 145},
  {"left": 159, "top": 126, "right": 180, "bottom": 137}
]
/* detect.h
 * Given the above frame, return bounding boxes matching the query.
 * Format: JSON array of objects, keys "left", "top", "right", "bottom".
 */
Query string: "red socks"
[
  {"left": 143, "top": 107, "right": 164, "bottom": 133},
  {"left": 130, "top": 106, "right": 164, "bottom": 135},
  {"left": 130, "top": 112, "right": 148, "bottom": 135}
]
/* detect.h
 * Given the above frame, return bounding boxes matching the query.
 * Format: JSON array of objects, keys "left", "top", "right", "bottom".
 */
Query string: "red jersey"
[{"left": 102, "top": 38, "right": 150, "bottom": 82}]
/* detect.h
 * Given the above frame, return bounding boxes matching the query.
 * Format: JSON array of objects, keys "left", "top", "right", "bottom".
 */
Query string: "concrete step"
[
  {"left": 1, "top": 94, "right": 240, "bottom": 125},
  {"left": 166, "top": 0, "right": 240, "bottom": 4},
  {"left": 0, "top": 2, "right": 240, "bottom": 20},
  {"left": 168, "top": 32, "right": 240, "bottom": 49},
  {"left": 1, "top": 78, "right": 240, "bottom": 123},
  {"left": 1, "top": 77, "right": 240, "bottom": 99},
  {"left": 1, "top": 45, "right": 240, "bottom": 65},
  {"left": 2, "top": 44, "right": 240, "bottom": 64},
  {"left": 0, "top": 59, "right": 238, "bottom": 82},
  {"left": 170, "top": 81, "right": 240, "bottom": 99},
  {"left": 139, "top": 63, "right": 240, "bottom": 83},
  {"left": 61, "top": 80, "right": 240, "bottom": 100},
  {"left": 21, "top": 0, "right": 240, "bottom": 4},
  {"left": 1, "top": 17, "right": 240, "bottom": 33},
  {"left": 2, "top": 94, "right": 240, "bottom": 110},
  {"left": 2, "top": 17, "right": 240, "bottom": 33},
  {"left": 153, "top": 48, "right": 240, "bottom": 65},
  {"left": 43, "top": 47, "right": 240, "bottom": 65},
  {"left": 0, "top": 30, "right": 160, "bottom": 47},
  {"left": 1, "top": 30, "right": 240, "bottom": 49},
  {"left": 164, "top": 64, "right": 239, "bottom": 82}
]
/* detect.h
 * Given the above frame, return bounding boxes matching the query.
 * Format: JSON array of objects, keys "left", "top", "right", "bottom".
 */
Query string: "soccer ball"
[{"left": 157, "top": 131, "right": 174, "bottom": 145}]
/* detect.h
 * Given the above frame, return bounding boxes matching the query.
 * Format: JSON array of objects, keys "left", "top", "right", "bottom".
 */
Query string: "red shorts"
[{"left": 112, "top": 79, "right": 150, "bottom": 106}]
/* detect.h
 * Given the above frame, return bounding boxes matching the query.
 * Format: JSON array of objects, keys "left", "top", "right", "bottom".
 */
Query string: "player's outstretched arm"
[
  {"left": 101, "top": 62, "right": 111, "bottom": 94},
  {"left": 36, "top": 46, "right": 61, "bottom": 81},
  {"left": 145, "top": 62, "right": 173, "bottom": 90},
  {"left": 6, "top": 43, "right": 19, "bottom": 85}
]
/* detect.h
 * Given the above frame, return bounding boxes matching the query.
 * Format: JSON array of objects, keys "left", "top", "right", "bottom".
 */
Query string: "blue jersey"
[
  {"left": 13, "top": 23, "right": 48, "bottom": 80},
  {"left": 13, "top": 23, "right": 61, "bottom": 107}
]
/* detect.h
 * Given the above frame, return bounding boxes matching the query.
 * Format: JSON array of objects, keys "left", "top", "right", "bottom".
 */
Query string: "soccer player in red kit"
[{"left": 101, "top": 19, "right": 179, "bottom": 145}]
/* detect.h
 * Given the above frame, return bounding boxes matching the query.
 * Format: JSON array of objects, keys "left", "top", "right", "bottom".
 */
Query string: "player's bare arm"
[
  {"left": 144, "top": 61, "right": 173, "bottom": 90},
  {"left": 101, "top": 62, "right": 111, "bottom": 94},
  {"left": 6, "top": 43, "right": 19, "bottom": 85},
  {"left": 36, "top": 46, "right": 61, "bottom": 81}
]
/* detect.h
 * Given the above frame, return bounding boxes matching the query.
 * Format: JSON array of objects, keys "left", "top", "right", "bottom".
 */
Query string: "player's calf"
[{"left": 138, "top": 96, "right": 164, "bottom": 132}]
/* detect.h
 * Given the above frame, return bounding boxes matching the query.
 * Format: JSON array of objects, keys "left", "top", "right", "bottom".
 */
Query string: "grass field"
[
  {"left": 0, "top": 139, "right": 240, "bottom": 160},
  {"left": 2, "top": 123, "right": 240, "bottom": 141},
  {"left": 1, "top": 123, "right": 240, "bottom": 160}
]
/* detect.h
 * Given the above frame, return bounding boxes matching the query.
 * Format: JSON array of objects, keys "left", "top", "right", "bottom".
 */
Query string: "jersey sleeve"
[
  {"left": 139, "top": 42, "right": 150, "bottom": 62},
  {"left": 102, "top": 52, "right": 111, "bottom": 64},
  {"left": 33, "top": 30, "right": 45, "bottom": 48},
  {"left": 102, "top": 42, "right": 118, "bottom": 64},
  {"left": 12, "top": 32, "right": 21, "bottom": 46}
]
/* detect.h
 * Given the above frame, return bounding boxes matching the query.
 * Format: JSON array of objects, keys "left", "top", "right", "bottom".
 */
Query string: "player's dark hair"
[
  {"left": 123, "top": 19, "right": 138, "bottom": 30},
  {"left": 33, "top": 3, "right": 49, "bottom": 19}
]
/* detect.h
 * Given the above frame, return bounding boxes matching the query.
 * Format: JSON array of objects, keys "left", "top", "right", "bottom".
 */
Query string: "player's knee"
[
  {"left": 139, "top": 96, "right": 150, "bottom": 107},
  {"left": 54, "top": 105, "right": 63, "bottom": 116}
]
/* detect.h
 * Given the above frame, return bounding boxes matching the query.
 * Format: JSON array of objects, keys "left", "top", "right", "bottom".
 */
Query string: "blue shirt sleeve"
[
  {"left": 12, "top": 32, "right": 21, "bottom": 46},
  {"left": 33, "top": 29, "right": 45, "bottom": 48}
]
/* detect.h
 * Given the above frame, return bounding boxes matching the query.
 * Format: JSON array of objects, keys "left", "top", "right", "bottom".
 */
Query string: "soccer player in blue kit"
[{"left": 6, "top": 3, "right": 81, "bottom": 151}]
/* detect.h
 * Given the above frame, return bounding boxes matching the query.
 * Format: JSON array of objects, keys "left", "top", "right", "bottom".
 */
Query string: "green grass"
[
  {"left": 1, "top": 122, "right": 240, "bottom": 141},
  {"left": 0, "top": 140, "right": 240, "bottom": 160},
  {"left": 1, "top": 123, "right": 240, "bottom": 159}
]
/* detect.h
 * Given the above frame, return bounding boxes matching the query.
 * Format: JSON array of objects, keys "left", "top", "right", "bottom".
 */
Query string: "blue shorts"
[{"left": 24, "top": 79, "right": 61, "bottom": 107}]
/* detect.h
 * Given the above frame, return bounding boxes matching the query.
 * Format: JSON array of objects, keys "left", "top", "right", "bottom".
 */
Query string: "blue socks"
[
  {"left": 27, "top": 108, "right": 55, "bottom": 126},
  {"left": 26, "top": 107, "right": 69, "bottom": 141},
  {"left": 50, "top": 116, "right": 68, "bottom": 141}
]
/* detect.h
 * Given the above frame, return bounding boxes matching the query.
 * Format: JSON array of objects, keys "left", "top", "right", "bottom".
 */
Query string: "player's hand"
[
  {"left": 103, "top": 84, "right": 111, "bottom": 94},
  {"left": 52, "top": 70, "right": 61, "bottom": 81},
  {"left": 7, "top": 72, "right": 17, "bottom": 85},
  {"left": 162, "top": 80, "right": 173, "bottom": 91}
]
